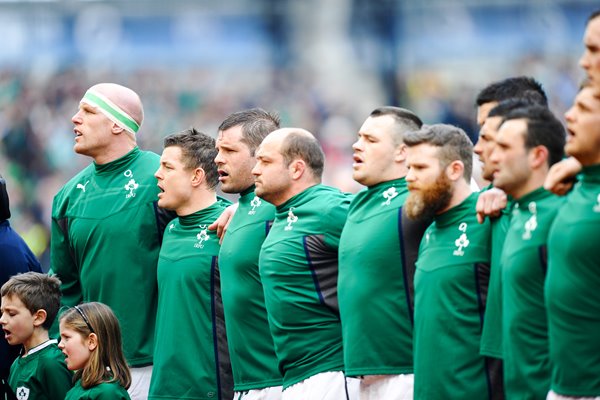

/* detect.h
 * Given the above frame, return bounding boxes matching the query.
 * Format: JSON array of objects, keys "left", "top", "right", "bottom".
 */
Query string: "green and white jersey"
[
  {"left": 480, "top": 184, "right": 514, "bottom": 360},
  {"left": 149, "top": 202, "right": 233, "bottom": 400},
  {"left": 51, "top": 147, "right": 174, "bottom": 366},
  {"left": 502, "top": 187, "right": 563, "bottom": 400},
  {"left": 339, "top": 178, "right": 429, "bottom": 377},
  {"left": 414, "top": 192, "right": 499, "bottom": 400},
  {"left": 219, "top": 186, "right": 281, "bottom": 391},
  {"left": 259, "top": 184, "right": 351, "bottom": 389},
  {"left": 65, "top": 380, "right": 130, "bottom": 400},
  {"left": 8, "top": 340, "right": 72, "bottom": 400},
  {"left": 546, "top": 164, "right": 600, "bottom": 397}
]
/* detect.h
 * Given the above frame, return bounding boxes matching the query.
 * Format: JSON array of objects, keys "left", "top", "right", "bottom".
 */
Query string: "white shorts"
[
  {"left": 129, "top": 365, "right": 153, "bottom": 400},
  {"left": 547, "top": 390, "right": 600, "bottom": 400},
  {"left": 283, "top": 371, "right": 359, "bottom": 400},
  {"left": 233, "top": 385, "right": 283, "bottom": 400},
  {"left": 358, "top": 374, "right": 414, "bottom": 400}
]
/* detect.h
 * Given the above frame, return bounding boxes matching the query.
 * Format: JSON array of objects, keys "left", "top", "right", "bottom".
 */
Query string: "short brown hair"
[
  {"left": 1, "top": 272, "right": 61, "bottom": 330},
  {"left": 404, "top": 124, "right": 473, "bottom": 182}
]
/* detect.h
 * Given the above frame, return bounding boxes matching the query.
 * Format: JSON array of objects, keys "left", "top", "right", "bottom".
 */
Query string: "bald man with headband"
[{"left": 51, "top": 83, "right": 174, "bottom": 400}]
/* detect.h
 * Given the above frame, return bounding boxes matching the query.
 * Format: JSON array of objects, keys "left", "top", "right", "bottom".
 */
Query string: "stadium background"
[{"left": 0, "top": 0, "right": 596, "bottom": 269}]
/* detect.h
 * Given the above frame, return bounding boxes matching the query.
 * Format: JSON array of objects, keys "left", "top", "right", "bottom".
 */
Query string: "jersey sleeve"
[
  {"left": 323, "top": 193, "right": 351, "bottom": 248},
  {"left": 50, "top": 212, "right": 83, "bottom": 309}
]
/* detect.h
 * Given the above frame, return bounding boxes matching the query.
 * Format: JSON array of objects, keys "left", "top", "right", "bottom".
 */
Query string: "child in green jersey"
[
  {"left": 0, "top": 272, "right": 73, "bottom": 400},
  {"left": 59, "top": 302, "right": 131, "bottom": 400}
]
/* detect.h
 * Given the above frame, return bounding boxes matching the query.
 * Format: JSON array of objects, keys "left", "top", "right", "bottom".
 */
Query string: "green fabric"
[
  {"left": 339, "top": 178, "right": 414, "bottom": 376},
  {"left": 480, "top": 184, "right": 513, "bottom": 359},
  {"left": 259, "top": 184, "right": 351, "bottom": 388},
  {"left": 546, "top": 164, "right": 600, "bottom": 397},
  {"left": 414, "top": 193, "right": 493, "bottom": 399},
  {"left": 51, "top": 147, "right": 165, "bottom": 366},
  {"left": 149, "top": 202, "right": 232, "bottom": 400},
  {"left": 8, "top": 341, "right": 72, "bottom": 400},
  {"left": 219, "top": 186, "right": 281, "bottom": 391},
  {"left": 65, "top": 379, "right": 130, "bottom": 400},
  {"left": 502, "top": 187, "right": 563, "bottom": 399}
]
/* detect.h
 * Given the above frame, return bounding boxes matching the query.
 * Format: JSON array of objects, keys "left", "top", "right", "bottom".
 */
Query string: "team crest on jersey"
[
  {"left": 249, "top": 196, "right": 262, "bottom": 215},
  {"left": 382, "top": 187, "right": 399, "bottom": 206},
  {"left": 123, "top": 170, "right": 139, "bottom": 199},
  {"left": 594, "top": 193, "right": 600, "bottom": 213},
  {"left": 285, "top": 207, "right": 298, "bottom": 231},
  {"left": 523, "top": 201, "right": 538, "bottom": 240},
  {"left": 453, "top": 222, "right": 470, "bottom": 256},
  {"left": 16, "top": 387, "right": 30, "bottom": 400},
  {"left": 195, "top": 225, "right": 209, "bottom": 248}
]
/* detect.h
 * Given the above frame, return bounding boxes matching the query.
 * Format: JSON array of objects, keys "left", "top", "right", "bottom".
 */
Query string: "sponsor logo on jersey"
[
  {"left": 169, "top": 223, "right": 175, "bottom": 232},
  {"left": 16, "top": 387, "right": 30, "bottom": 400},
  {"left": 76, "top": 180, "right": 90, "bottom": 193},
  {"left": 453, "top": 222, "right": 469, "bottom": 256},
  {"left": 523, "top": 201, "right": 538, "bottom": 240},
  {"left": 382, "top": 186, "right": 399, "bottom": 206},
  {"left": 285, "top": 207, "right": 298, "bottom": 231},
  {"left": 249, "top": 196, "right": 262, "bottom": 215},
  {"left": 123, "top": 169, "right": 139, "bottom": 198},
  {"left": 195, "top": 225, "right": 209, "bottom": 248}
]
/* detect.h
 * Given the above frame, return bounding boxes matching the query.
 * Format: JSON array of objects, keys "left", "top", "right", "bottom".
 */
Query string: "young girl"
[{"left": 58, "top": 302, "right": 131, "bottom": 399}]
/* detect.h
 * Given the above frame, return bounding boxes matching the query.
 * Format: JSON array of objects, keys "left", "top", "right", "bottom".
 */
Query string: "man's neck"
[
  {"left": 176, "top": 190, "right": 218, "bottom": 217},
  {"left": 439, "top": 179, "right": 472, "bottom": 214}
]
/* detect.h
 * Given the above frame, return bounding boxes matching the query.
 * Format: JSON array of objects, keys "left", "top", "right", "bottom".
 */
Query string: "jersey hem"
[
  {"left": 128, "top": 358, "right": 153, "bottom": 368},
  {"left": 551, "top": 385, "right": 600, "bottom": 397},
  {"left": 479, "top": 347, "right": 503, "bottom": 359},
  {"left": 282, "top": 363, "right": 344, "bottom": 389},
  {"left": 233, "top": 378, "right": 283, "bottom": 391},
  {"left": 345, "top": 366, "right": 413, "bottom": 376}
]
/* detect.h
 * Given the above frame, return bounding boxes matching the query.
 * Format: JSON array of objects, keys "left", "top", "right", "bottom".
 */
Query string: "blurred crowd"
[{"left": 0, "top": 52, "right": 583, "bottom": 269}]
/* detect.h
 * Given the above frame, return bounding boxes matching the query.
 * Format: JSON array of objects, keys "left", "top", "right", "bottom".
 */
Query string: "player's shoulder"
[{"left": 53, "top": 164, "right": 95, "bottom": 204}]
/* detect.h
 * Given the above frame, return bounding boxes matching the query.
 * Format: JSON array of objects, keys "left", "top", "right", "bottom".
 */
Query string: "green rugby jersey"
[
  {"left": 414, "top": 192, "right": 499, "bottom": 399},
  {"left": 219, "top": 186, "right": 281, "bottom": 391},
  {"left": 339, "top": 178, "right": 429, "bottom": 377},
  {"left": 149, "top": 202, "right": 233, "bottom": 400},
  {"left": 65, "top": 380, "right": 130, "bottom": 400},
  {"left": 502, "top": 187, "right": 563, "bottom": 399},
  {"left": 480, "top": 184, "right": 514, "bottom": 360},
  {"left": 51, "top": 147, "right": 173, "bottom": 366},
  {"left": 8, "top": 340, "right": 72, "bottom": 400},
  {"left": 546, "top": 164, "right": 600, "bottom": 397},
  {"left": 259, "top": 184, "right": 351, "bottom": 389}
]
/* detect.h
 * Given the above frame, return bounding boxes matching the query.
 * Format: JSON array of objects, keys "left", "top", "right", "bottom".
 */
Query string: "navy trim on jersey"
[
  {"left": 538, "top": 245, "right": 548, "bottom": 276},
  {"left": 474, "top": 262, "right": 491, "bottom": 329},
  {"left": 211, "top": 255, "right": 233, "bottom": 400},
  {"left": 303, "top": 234, "right": 340, "bottom": 317},
  {"left": 397, "top": 208, "right": 414, "bottom": 325}
]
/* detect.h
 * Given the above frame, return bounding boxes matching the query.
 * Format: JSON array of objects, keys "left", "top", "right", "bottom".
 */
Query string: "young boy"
[{"left": 0, "top": 272, "right": 72, "bottom": 399}]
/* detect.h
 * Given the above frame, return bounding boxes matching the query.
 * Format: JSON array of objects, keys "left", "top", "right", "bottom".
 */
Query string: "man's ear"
[
  {"left": 111, "top": 123, "right": 125, "bottom": 135},
  {"left": 529, "top": 145, "right": 549, "bottom": 169},
  {"left": 290, "top": 159, "right": 306, "bottom": 180},
  {"left": 32, "top": 309, "right": 47, "bottom": 328},
  {"left": 191, "top": 167, "right": 205, "bottom": 188},
  {"left": 394, "top": 144, "right": 407, "bottom": 163},
  {"left": 445, "top": 160, "right": 465, "bottom": 182}
]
